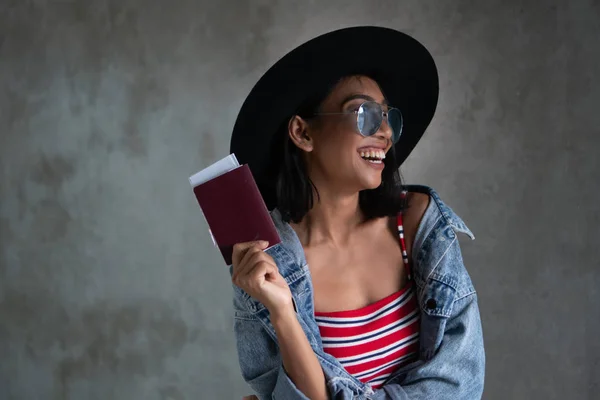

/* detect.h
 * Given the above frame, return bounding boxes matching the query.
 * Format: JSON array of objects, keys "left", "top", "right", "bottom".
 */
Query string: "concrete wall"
[{"left": 1, "top": 0, "right": 598, "bottom": 399}]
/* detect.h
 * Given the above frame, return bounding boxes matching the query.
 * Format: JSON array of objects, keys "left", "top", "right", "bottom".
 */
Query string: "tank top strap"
[{"left": 397, "top": 190, "right": 412, "bottom": 280}]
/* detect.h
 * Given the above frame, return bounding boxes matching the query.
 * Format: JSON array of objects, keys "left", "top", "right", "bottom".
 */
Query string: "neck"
[{"left": 294, "top": 181, "right": 365, "bottom": 248}]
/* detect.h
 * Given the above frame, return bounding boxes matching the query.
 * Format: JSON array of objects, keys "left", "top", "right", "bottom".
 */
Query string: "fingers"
[
  {"left": 233, "top": 252, "right": 276, "bottom": 284},
  {"left": 235, "top": 261, "right": 275, "bottom": 291},
  {"left": 232, "top": 250, "right": 278, "bottom": 291},
  {"left": 232, "top": 242, "right": 274, "bottom": 282},
  {"left": 232, "top": 245, "right": 264, "bottom": 281},
  {"left": 247, "top": 257, "right": 278, "bottom": 282},
  {"left": 232, "top": 240, "right": 269, "bottom": 267},
  {"left": 234, "top": 261, "right": 279, "bottom": 303}
]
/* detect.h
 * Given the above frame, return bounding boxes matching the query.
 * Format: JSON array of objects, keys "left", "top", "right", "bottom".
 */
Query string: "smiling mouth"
[{"left": 359, "top": 149, "right": 386, "bottom": 164}]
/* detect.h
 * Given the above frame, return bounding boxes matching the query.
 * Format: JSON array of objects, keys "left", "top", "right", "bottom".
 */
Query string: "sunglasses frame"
[{"left": 312, "top": 101, "right": 403, "bottom": 143}]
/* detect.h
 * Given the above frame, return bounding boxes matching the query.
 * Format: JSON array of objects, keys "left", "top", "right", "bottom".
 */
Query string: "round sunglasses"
[{"left": 313, "top": 101, "right": 403, "bottom": 144}]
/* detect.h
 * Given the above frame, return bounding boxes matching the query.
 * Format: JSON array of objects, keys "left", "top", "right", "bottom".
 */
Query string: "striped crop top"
[{"left": 314, "top": 209, "right": 420, "bottom": 389}]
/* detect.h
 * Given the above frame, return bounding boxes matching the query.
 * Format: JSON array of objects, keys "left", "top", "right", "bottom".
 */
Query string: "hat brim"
[{"left": 230, "top": 26, "right": 439, "bottom": 209}]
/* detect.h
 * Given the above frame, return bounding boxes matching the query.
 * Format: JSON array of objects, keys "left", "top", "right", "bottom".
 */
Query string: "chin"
[
  {"left": 351, "top": 163, "right": 384, "bottom": 191},
  {"left": 359, "top": 177, "right": 383, "bottom": 191}
]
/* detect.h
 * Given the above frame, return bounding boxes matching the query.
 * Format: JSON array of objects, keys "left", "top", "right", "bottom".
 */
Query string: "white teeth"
[{"left": 359, "top": 149, "right": 386, "bottom": 161}]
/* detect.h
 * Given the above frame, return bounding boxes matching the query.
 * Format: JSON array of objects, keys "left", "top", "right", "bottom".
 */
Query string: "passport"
[{"left": 189, "top": 154, "right": 281, "bottom": 265}]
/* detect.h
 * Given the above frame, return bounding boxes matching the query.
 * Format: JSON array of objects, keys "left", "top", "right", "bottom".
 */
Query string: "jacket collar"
[{"left": 268, "top": 185, "right": 474, "bottom": 282}]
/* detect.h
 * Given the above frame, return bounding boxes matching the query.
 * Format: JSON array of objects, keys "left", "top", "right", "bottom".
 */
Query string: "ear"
[{"left": 288, "top": 115, "right": 314, "bottom": 152}]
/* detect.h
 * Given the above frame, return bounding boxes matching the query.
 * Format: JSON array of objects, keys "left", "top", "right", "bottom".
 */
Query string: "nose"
[{"left": 374, "top": 114, "right": 393, "bottom": 143}]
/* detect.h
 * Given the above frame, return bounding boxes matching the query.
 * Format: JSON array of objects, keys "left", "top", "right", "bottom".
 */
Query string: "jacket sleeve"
[
  {"left": 232, "top": 287, "right": 313, "bottom": 400},
  {"left": 372, "top": 237, "right": 486, "bottom": 399},
  {"left": 374, "top": 295, "right": 485, "bottom": 399},
  {"left": 231, "top": 233, "right": 485, "bottom": 399}
]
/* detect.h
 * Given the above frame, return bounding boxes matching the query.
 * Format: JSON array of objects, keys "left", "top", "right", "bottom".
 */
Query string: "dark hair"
[{"left": 275, "top": 75, "right": 407, "bottom": 224}]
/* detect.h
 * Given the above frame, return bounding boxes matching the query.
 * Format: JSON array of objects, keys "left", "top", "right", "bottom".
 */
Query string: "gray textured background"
[{"left": 1, "top": 0, "right": 598, "bottom": 399}]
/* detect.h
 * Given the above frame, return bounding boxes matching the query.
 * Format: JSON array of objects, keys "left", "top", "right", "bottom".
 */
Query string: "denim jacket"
[{"left": 230, "top": 185, "right": 485, "bottom": 399}]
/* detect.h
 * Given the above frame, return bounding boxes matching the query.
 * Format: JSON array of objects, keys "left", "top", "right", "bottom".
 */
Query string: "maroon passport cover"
[{"left": 192, "top": 164, "right": 281, "bottom": 265}]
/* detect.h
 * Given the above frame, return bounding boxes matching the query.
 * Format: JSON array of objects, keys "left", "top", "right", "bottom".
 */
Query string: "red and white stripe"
[
  {"left": 314, "top": 201, "right": 420, "bottom": 389},
  {"left": 315, "top": 285, "right": 420, "bottom": 388}
]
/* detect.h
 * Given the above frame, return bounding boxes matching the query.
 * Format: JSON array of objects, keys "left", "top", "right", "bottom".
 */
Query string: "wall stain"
[
  {"left": 87, "top": 125, "right": 115, "bottom": 153},
  {"left": 4, "top": 90, "right": 35, "bottom": 131},
  {"left": 215, "top": 2, "right": 274, "bottom": 76},
  {"left": 30, "top": 155, "right": 76, "bottom": 191},
  {"left": 0, "top": 217, "right": 13, "bottom": 256},
  {"left": 53, "top": 299, "right": 189, "bottom": 399},
  {"left": 87, "top": 125, "right": 104, "bottom": 149},
  {"left": 33, "top": 199, "right": 72, "bottom": 242},
  {"left": 458, "top": 83, "right": 487, "bottom": 123},
  {"left": 0, "top": 289, "right": 196, "bottom": 399},
  {"left": 240, "top": 3, "right": 274, "bottom": 73},
  {"left": 122, "top": 73, "right": 169, "bottom": 157},
  {"left": 0, "top": 291, "right": 40, "bottom": 332},
  {"left": 159, "top": 385, "right": 185, "bottom": 400}
]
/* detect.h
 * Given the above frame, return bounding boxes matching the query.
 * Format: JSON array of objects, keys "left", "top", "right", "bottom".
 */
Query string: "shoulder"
[
  {"left": 404, "top": 185, "right": 474, "bottom": 240},
  {"left": 400, "top": 191, "right": 430, "bottom": 254},
  {"left": 403, "top": 191, "right": 430, "bottom": 229},
  {"left": 404, "top": 185, "right": 477, "bottom": 293}
]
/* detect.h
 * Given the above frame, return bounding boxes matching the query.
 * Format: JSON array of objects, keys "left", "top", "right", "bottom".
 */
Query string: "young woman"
[{"left": 228, "top": 27, "right": 485, "bottom": 399}]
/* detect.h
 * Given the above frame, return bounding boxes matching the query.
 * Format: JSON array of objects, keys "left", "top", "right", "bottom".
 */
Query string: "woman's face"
[{"left": 292, "top": 75, "right": 393, "bottom": 193}]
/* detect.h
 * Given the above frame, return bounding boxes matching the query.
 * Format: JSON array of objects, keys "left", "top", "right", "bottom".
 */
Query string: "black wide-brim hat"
[{"left": 230, "top": 26, "right": 439, "bottom": 209}]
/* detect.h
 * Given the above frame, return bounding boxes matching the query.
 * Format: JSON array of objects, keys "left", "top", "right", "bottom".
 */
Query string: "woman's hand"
[{"left": 231, "top": 241, "right": 293, "bottom": 316}]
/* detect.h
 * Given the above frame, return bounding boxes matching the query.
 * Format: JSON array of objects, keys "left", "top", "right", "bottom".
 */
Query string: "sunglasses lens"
[
  {"left": 357, "top": 102, "right": 382, "bottom": 136},
  {"left": 387, "top": 108, "right": 403, "bottom": 143}
]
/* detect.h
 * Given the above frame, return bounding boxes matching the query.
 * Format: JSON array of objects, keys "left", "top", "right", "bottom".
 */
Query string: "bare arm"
[{"left": 271, "top": 304, "right": 329, "bottom": 400}]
